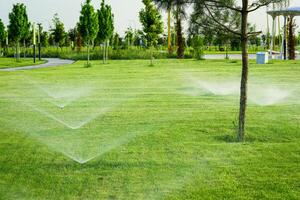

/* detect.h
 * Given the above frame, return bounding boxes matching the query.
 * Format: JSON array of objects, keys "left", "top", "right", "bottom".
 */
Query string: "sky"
[{"left": 0, "top": 0, "right": 300, "bottom": 36}]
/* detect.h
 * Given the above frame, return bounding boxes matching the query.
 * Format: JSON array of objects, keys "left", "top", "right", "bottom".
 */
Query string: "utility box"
[{"left": 256, "top": 52, "right": 268, "bottom": 64}]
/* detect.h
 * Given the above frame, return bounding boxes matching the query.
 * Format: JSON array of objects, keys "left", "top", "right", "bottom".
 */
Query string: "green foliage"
[
  {"left": 50, "top": 14, "right": 66, "bottom": 47},
  {"left": 125, "top": 27, "right": 134, "bottom": 47},
  {"left": 189, "top": 0, "right": 241, "bottom": 51},
  {"left": 84, "top": 62, "right": 92, "bottom": 68},
  {"left": 139, "top": 0, "right": 163, "bottom": 47},
  {"left": 38, "top": 24, "right": 49, "bottom": 47},
  {"left": 0, "top": 19, "right": 6, "bottom": 45},
  {"left": 78, "top": 0, "right": 99, "bottom": 64},
  {"left": 192, "top": 35, "right": 204, "bottom": 60},
  {"left": 152, "top": 0, "right": 174, "bottom": 11},
  {"left": 78, "top": 0, "right": 99, "bottom": 45},
  {"left": 0, "top": 58, "right": 45, "bottom": 69},
  {"left": 97, "top": 0, "right": 114, "bottom": 44},
  {"left": 21, "top": 10, "right": 30, "bottom": 43},
  {"left": 40, "top": 31, "right": 49, "bottom": 47},
  {"left": 8, "top": 3, "right": 29, "bottom": 43},
  {"left": 68, "top": 28, "right": 77, "bottom": 42},
  {"left": 112, "top": 33, "right": 121, "bottom": 49}
]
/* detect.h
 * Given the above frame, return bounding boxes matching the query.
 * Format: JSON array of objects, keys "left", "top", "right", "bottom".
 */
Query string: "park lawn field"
[
  {"left": 0, "top": 58, "right": 45, "bottom": 69},
  {"left": 0, "top": 59, "right": 299, "bottom": 200}
]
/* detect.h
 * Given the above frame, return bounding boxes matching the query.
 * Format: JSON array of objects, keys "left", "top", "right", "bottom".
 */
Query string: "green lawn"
[
  {"left": 0, "top": 59, "right": 299, "bottom": 199},
  {"left": 0, "top": 58, "right": 45, "bottom": 69}
]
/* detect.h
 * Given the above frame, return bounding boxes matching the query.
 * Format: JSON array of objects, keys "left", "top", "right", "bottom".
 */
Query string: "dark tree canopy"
[
  {"left": 189, "top": 1, "right": 241, "bottom": 49},
  {"left": 50, "top": 14, "right": 66, "bottom": 47},
  {"left": 0, "top": 19, "right": 6, "bottom": 44}
]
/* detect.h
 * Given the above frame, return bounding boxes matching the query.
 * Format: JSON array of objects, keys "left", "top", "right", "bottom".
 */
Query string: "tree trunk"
[
  {"left": 103, "top": 42, "right": 105, "bottom": 64},
  {"left": 17, "top": 42, "right": 20, "bottom": 62},
  {"left": 106, "top": 40, "right": 109, "bottom": 63},
  {"left": 23, "top": 40, "right": 26, "bottom": 58},
  {"left": 167, "top": 9, "right": 172, "bottom": 54},
  {"left": 237, "top": 1, "right": 249, "bottom": 142},
  {"left": 87, "top": 41, "right": 90, "bottom": 65},
  {"left": 283, "top": 16, "right": 287, "bottom": 60},
  {"left": 150, "top": 46, "right": 154, "bottom": 66},
  {"left": 176, "top": 6, "right": 184, "bottom": 59},
  {"left": 288, "top": 17, "right": 295, "bottom": 60}
]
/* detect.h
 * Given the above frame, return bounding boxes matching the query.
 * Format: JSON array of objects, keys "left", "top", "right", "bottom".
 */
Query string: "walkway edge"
[{"left": 0, "top": 58, "right": 75, "bottom": 72}]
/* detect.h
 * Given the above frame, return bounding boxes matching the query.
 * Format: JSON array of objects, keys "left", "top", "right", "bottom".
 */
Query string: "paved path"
[{"left": 0, "top": 58, "right": 75, "bottom": 72}]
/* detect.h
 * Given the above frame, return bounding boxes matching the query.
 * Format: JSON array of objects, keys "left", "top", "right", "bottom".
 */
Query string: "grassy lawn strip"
[
  {"left": 0, "top": 58, "right": 46, "bottom": 69},
  {"left": 0, "top": 59, "right": 299, "bottom": 199}
]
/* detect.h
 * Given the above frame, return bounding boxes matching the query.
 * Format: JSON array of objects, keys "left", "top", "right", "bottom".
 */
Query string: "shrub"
[
  {"left": 192, "top": 35, "right": 204, "bottom": 60},
  {"left": 4, "top": 46, "right": 193, "bottom": 60}
]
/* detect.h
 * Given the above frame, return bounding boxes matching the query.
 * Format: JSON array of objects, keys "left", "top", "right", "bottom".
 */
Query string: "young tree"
[
  {"left": 40, "top": 31, "right": 49, "bottom": 47},
  {"left": 97, "top": 0, "right": 114, "bottom": 63},
  {"left": 0, "top": 19, "right": 6, "bottom": 56},
  {"left": 50, "top": 14, "right": 66, "bottom": 47},
  {"left": 21, "top": 10, "right": 30, "bottom": 58},
  {"left": 78, "top": 0, "right": 99, "bottom": 66},
  {"left": 192, "top": 0, "right": 284, "bottom": 141},
  {"left": 76, "top": 31, "right": 83, "bottom": 52},
  {"left": 139, "top": 0, "right": 163, "bottom": 47},
  {"left": 8, "top": 3, "right": 29, "bottom": 61},
  {"left": 68, "top": 28, "right": 77, "bottom": 50},
  {"left": 112, "top": 32, "right": 121, "bottom": 49},
  {"left": 97, "top": 0, "right": 114, "bottom": 43},
  {"left": 139, "top": 0, "right": 163, "bottom": 65},
  {"left": 191, "top": 35, "right": 204, "bottom": 60},
  {"left": 125, "top": 27, "right": 134, "bottom": 48}
]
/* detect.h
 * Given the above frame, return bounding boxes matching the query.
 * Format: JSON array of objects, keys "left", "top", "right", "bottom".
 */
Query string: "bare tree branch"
[
  {"left": 203, "top": 2, "right": 241, "bottom": 36},
  {"left": 247, "top": 31, "right": 262, "bottom": 36},
  {"left": 203, "top": 0, "right": 242, "bottom": 12},
  {"left": 248, "top": 0, "right": 283, "bottom": 12}
]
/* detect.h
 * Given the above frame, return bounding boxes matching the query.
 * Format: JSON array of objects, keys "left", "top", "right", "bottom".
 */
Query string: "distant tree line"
[{"left": 1, "top": 0, "right": 297, "bottom": 61}]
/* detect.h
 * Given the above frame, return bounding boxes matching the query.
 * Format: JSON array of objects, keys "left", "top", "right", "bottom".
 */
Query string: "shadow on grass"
[{"left": 214, "top": 134, "right": 261, "bottom": 143}]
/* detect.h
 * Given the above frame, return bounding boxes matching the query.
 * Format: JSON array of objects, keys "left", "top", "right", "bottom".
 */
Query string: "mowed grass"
[
  {"left": 0, "top": 58, "right": 45, "bottom": 69},
  {"left": 0, "top": 59, "right": 299, "bottom": 200}
]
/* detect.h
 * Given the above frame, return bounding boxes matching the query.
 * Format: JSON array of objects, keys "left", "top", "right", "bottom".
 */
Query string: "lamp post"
[
  {"left": 32, "top": 23, "right": 36, "bottom": 63},
  {"left": 37, "top": 23, "right": 42, "bottom": 61}
]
